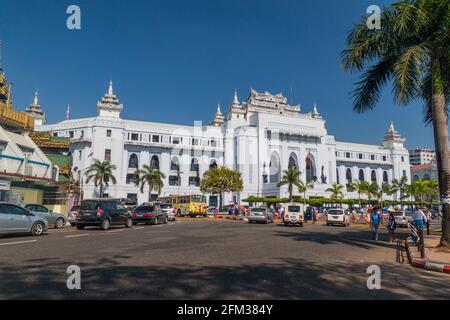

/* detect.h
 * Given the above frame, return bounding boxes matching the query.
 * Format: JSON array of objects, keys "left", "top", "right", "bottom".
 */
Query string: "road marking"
[
  {"left": 106, "top": 229, "right": 124, "bottom": 233},
  {"left": 0, "top": 240, "right": 37, "bottom": 246},
  {"left": 64, "top": 234, "right": 89, "bottom": 238},
  {"left": 134, "top": 227, "right": 145, "bottom": 230}
]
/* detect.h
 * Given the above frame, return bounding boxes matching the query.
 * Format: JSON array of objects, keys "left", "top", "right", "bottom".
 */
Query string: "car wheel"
[
  {"left": 125, "top": 218, "right": 133, "bottom": 228},
  {"left": 76, "top": 225, "right": 85, "bottom": 230},
  {"left": 101, "top": 219, "right": 110, "bottom": 230},
  {"left": 31, "top": 222, "right": 45, "bottom": 236},
  {"left": 164, "top": 217, "right": 168, "bottom": 224},
  {"left": 70, "top": 222, "right": 76, "bottom": 227},
  {"left": 133, "top": 222, "right": 138, "bottom": 225},
  {"left": 55, "top": 218, "right": 65, "bottom": 229},
  {"left": 154, "top": 217, "right": 159, "bottom": 225}
]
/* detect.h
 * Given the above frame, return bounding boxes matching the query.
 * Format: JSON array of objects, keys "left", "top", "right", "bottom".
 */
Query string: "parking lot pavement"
[{"left": 0, "top": 219, "right": 449, "bottom": 300}]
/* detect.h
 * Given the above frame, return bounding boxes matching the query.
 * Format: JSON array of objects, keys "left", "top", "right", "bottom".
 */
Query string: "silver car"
[
  {"left": 248, "top": 207, "right": 274, "bottom": 224},
  {"left": 0, "top": 202, "right": 49, "bottom": 236},
  {"left": 24, "top": 204, "right": 66, "bottom": 229},
  {"left": 160, "top": 203, "right": 176, "bottom": 221}
]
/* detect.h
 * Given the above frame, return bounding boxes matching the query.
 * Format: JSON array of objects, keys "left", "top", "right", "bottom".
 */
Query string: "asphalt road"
[{"left": 0, "top": 219, "right": 449, "bottom": 300}]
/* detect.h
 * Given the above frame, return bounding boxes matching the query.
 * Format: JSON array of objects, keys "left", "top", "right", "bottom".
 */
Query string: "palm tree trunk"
[
  {"left": 99, "top": 179, "right": 104, "bottom": 198},
  {"left": 431, "top": 90, "right": 450, "bottom": 246}
]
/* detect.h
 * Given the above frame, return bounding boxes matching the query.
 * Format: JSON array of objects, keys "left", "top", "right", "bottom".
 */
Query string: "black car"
[
  {"left": 131, "top": 204, "right": 168, "bottom": 225},
  {"left": 76, "top": 199, "right": 132, "bottom": 230}
]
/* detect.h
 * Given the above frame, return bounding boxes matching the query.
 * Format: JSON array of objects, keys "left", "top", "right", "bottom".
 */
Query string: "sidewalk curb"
[{"left": 405, "top": 238, "right": 450, "bottom": 274}]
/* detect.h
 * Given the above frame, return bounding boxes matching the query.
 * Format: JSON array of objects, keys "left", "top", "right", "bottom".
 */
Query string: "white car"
[
  {"left": 326, "top": 208, "right": 351, "bottom": 227},
  {"left": 392, "top": 211, "right": 413, "bottom": 228},
  {"left": 283, "top": 204, "right": 304, "bottom": 227}
]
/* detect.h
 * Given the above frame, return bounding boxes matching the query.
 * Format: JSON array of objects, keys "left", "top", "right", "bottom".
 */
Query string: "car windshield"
[
  {"left": 251, "top": 208, "right": 266, "bottom": 213},
  {"left": 160, "top": 204, "right": 172, "bottom": 209},
  {"left": 135, "top": 206, "right": 154, "bottom": 213},
  {"left": 328, "top": 209, "right": 344, "bottom": 215},
  {"left": 81, "top": 201, "right": 101, "bottom": 211},
  {"left": 191, "top": 195, "right": 206, "bottom": 203},
  {"left": 288, "top": 206, "right": 300, "bottom": 212}
]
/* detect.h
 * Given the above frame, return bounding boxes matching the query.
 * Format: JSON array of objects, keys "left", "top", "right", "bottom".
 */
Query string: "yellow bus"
[{"left": 158, "top": 195, "right": 207, "bottom": 217}]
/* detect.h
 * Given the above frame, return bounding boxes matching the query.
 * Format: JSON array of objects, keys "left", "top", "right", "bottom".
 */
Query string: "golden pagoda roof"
[{"left": 29, "top": 131, "right": 70, "bottom": 149}]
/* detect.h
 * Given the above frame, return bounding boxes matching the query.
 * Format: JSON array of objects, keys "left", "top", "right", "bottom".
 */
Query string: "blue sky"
[{"left": 0, "top": 0, "right": 440, "bottom": 148}]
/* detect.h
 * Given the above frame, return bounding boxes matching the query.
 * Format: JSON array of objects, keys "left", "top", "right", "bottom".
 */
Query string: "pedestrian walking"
[
  {"left": 387, "top": 212, "right": 397, "bottom": 242},
  {"left": 411, "top": 206, "right": 427, "bottom": 243},
  {"left": 214, "top": 207, "right": 219, "bottom": 219},
  {"left": 424, "top": 208, "right": 432, "bottom": 235},
  {"left": 280, "top": 206, "right": 285, "bottom": 222},
  {"left": 370, "top": 207, "right": 383, "bottom": 241},
  {"left": 313, "top": 208, "right": 317, "bottom": 224}
]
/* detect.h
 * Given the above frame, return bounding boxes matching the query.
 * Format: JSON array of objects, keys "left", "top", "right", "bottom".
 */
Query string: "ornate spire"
[
  {"left": 97, "top": 80, "right": 123, "bottom": 118},
  {"left": 382, "top": 121, "right": 405, "bottom": 144},
  {"left": 233, "top": 89, "right": 239, "bottom": 105},
  {"left": 25, "top": 90, "right": 46, "bottom": 126},
  {"left": 210, "top": 103, "right": 225, "bottom": 126},
  {"left": 311, "top": 103, "right": 321, "bottom": 118}
]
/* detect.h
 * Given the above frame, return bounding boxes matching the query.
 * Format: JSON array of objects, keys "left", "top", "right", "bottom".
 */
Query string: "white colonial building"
[{"left": 37, "top": 82, "right": 411, "bottom": 206}]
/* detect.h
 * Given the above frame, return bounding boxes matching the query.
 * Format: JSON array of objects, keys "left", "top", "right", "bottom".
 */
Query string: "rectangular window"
[
  {"left": 105, "top": 149, "right": 111, "bottom": 161},
  {"left": 152, "top": 135, "right": 160, "bottom": 143},
  {"left": 345, "top": 152, "right": 351, "bottom": 159},
  {"left": 69, "top": 131, "right": 74, "bottom": 138},
  {"left": 371, "top": 155, "right": 375, "bottom": 161},
  {"left": 80, "top": 131, "right": 84, "bottom": 138},
  {"left": 169, "top": 176, "right": 180, "bottom": 186},
  {"left": 131, "top": 133, "right": 139, "bottom": 141},
  {"left": 172, "top": 137, "right": 180, "bottom": 145},
  {"left": 359, "top": 153, "right": 363, "bottom": 160},
  {"left": 107, "top": 129, "right": 112, "bottom": 137},
  {"left": 78, "top": 150, "right": 82, "bottom": 160},
  {"left": 192, "top": 138, "right": 199, "bottom": 146},
  {"left": 382, "top": 156, "right": 387, "bottom": 161}
]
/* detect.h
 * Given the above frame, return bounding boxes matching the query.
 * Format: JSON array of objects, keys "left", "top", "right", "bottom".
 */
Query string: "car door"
[
  {"left": 1, "top": 204, "right": 33, "bottom": 233},
  {"left": 116, "top": 203, "right": 129, "bottom": 223},
  {"left": 0, "top": 204, "right": 11, "bottom": 234},
  {"left": 35, "top": 205, "right": 54, "bottom": 225}
]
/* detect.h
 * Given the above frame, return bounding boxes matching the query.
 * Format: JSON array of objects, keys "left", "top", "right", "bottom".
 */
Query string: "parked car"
[
  {"left": 0, "top": 202, "right": 48, "bottom": 236},
  {"left": 160, "top": 203, "right": 176, "bottom": 221},
  {"left": 392, "top": 211, "right": 413, "bottom": 228},
  {"left": 24, "top": 204, "right": 66, "bottom": 229},
  {"left": 76, "top": 199, "right": 132, "bottom": 230},
  {"left": 247, "top": 207, "right": 274, "bottom": 224},
  {"left": 283, "top": 204, "right": 304, "bottom": 227},
  {"left": 68, "top": 205, "right": 81, "bottom": 226},
  {"left": 131, "top": 204, "right": 167, "bottom": 225},
  {"left": 326, "top": 208, "right": 351, "bottom": 227}
]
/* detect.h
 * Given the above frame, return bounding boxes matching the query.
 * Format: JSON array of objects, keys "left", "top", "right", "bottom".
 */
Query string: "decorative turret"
[
  {"left": 96, "top": 81, "right": 123, "bottom": 119},
  {"left": 382, "top": 121, "right": 405, "bottom": 149},
  {"left": 25, "top": 91, "right": 47, "bottom": 126},
  {"left": 311, "top": 103, "right": 322, "bottom": 119},
  {"left": 210, "top": 103, "right": 225, "bottom": 126}
]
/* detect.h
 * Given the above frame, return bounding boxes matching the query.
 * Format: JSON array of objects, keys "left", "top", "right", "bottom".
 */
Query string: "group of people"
[{"left": 369, "top": 206, "right": 432, "bottom": 243}]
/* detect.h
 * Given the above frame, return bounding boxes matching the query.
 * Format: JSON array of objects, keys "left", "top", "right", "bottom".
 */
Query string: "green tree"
[
  {"left": 326, "top": 183, "right": 345, "bottom": 200},
  {"left": 200, "top": 167, "right": 243, "bottom": 210},
  {"left": 341, "top": 0, "right": 449, "bottom": 246},
  {"left": 392, "top": 176, "right": 409, "bottom": 208},
  {"left": 367, "top": 182, "right": 380, "bottom": 202},
  {"left": 424, "top": 179, "right": 439, "bottom": 203},
  {"left": 380, "top": 183, "right": 394, "bottom": 208},
  {"left": 298, "top": 180, "right": 314, "bottom": 208},
  {"left": 349, "top": 180, "right": 369, "bottom": 208},
  {"left": 277, "top": 166, "right": 301, "bottom": 202},
  {"left": 135, "top": 164, "right": 166, "bottom": 201},
  {"left": 85, "top": 159, "right": 117, "bottom": 198}
]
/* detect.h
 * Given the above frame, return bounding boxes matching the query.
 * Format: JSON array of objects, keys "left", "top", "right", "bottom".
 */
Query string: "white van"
[
  {"left": 326, "top": 208, "right": 351, "bottom": 227},
  {"left": 283, "top": 204, "right": 304, "bottom": 227}
]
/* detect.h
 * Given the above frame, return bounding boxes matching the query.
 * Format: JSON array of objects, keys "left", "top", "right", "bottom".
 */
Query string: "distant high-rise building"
[{"left": 409, "top": 148, "right": 435, "bottom": 165}]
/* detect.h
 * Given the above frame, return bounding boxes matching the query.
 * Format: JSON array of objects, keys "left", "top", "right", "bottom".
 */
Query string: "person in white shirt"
[{"left": 411, "top": 206, "right": 427, "bottom": 242}]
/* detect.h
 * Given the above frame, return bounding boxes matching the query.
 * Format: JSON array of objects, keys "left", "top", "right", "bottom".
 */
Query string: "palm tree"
[
  {"left": 135, "top": 164, "right": 166, "bottom": 202},
  {"left": 342, "top": 0, "right": 449, "bottom": 246},
  {"left": 298, "top": 180, "right": 314, "bottom": 208},
  {"left": 367, "top": 182, "right": 379, "bottom": 203},
  {"left": 326, "top": 183, "right": 345, "bottom": 201},
  {"left": 392, "top": 176, "right": 409, "bottom": 209},
  {"left": 349, "top": 180, "right": 369, "bottom": 208},
  {"left": 277, "top": 166, "right": 301, "bottom": 201},
  {"left": 424, "top": 179, "right": 439, "bottom": 204},
  {"left": 85, "top": 159, "right": 117, "bottom": 198},
  {"left": 380, "top": 183, "right": 394, "bottom": 208}
]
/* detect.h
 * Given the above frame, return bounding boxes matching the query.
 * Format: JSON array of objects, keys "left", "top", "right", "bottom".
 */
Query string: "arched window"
[
  {"left": 288, "top": 153, "right": 298, "bottom": 170},
  {"left": 423, "top": 174, "right": 430, "bottom": 180},
  {"left": 305, "top": 154, "right": 316, "bottom": 183},
  {"left": 190, "top": 158, "right": 199, "bottom": 174},
  {"left": 209, "top": 160, "right": 218, "bottom": 170},
  {"left": 150, "top": 155, "right": 160, "bottom": 170},
  {"left": 413, "top": 175, "right": 420, "bottom": 182},
  {"left": 170, "top": 157, "right": 180, "bottom": 171},
  {"left": 269, "top": 152, "right": 281, "bottom": 183},
  {"left": 346, "top": 168, "right": 352, "bottom": 184},
  {"left": 128, "top": 154, "right": 139, "bottom": 169},
  {"left": 371, "top": 170, "right": 377, "bottom": 183},
  {"left": 359, "top": 169, "right": 365, "bottom": 182},
  {"left": 383, "top": 171, "right": 389, "bottom": 183}
]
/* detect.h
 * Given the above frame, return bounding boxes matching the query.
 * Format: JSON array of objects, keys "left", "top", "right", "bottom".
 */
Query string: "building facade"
[
  {"left": 409, "top": 148, "right": 436, "bottom": 166},
  {"left": 37, "top": 83, "right": 411, "bottom": 206}
]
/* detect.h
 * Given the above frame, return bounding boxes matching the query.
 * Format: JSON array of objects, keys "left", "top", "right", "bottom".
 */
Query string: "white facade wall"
[{"left": 37, "top": 87, "right": 411, "bottom": 206}]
